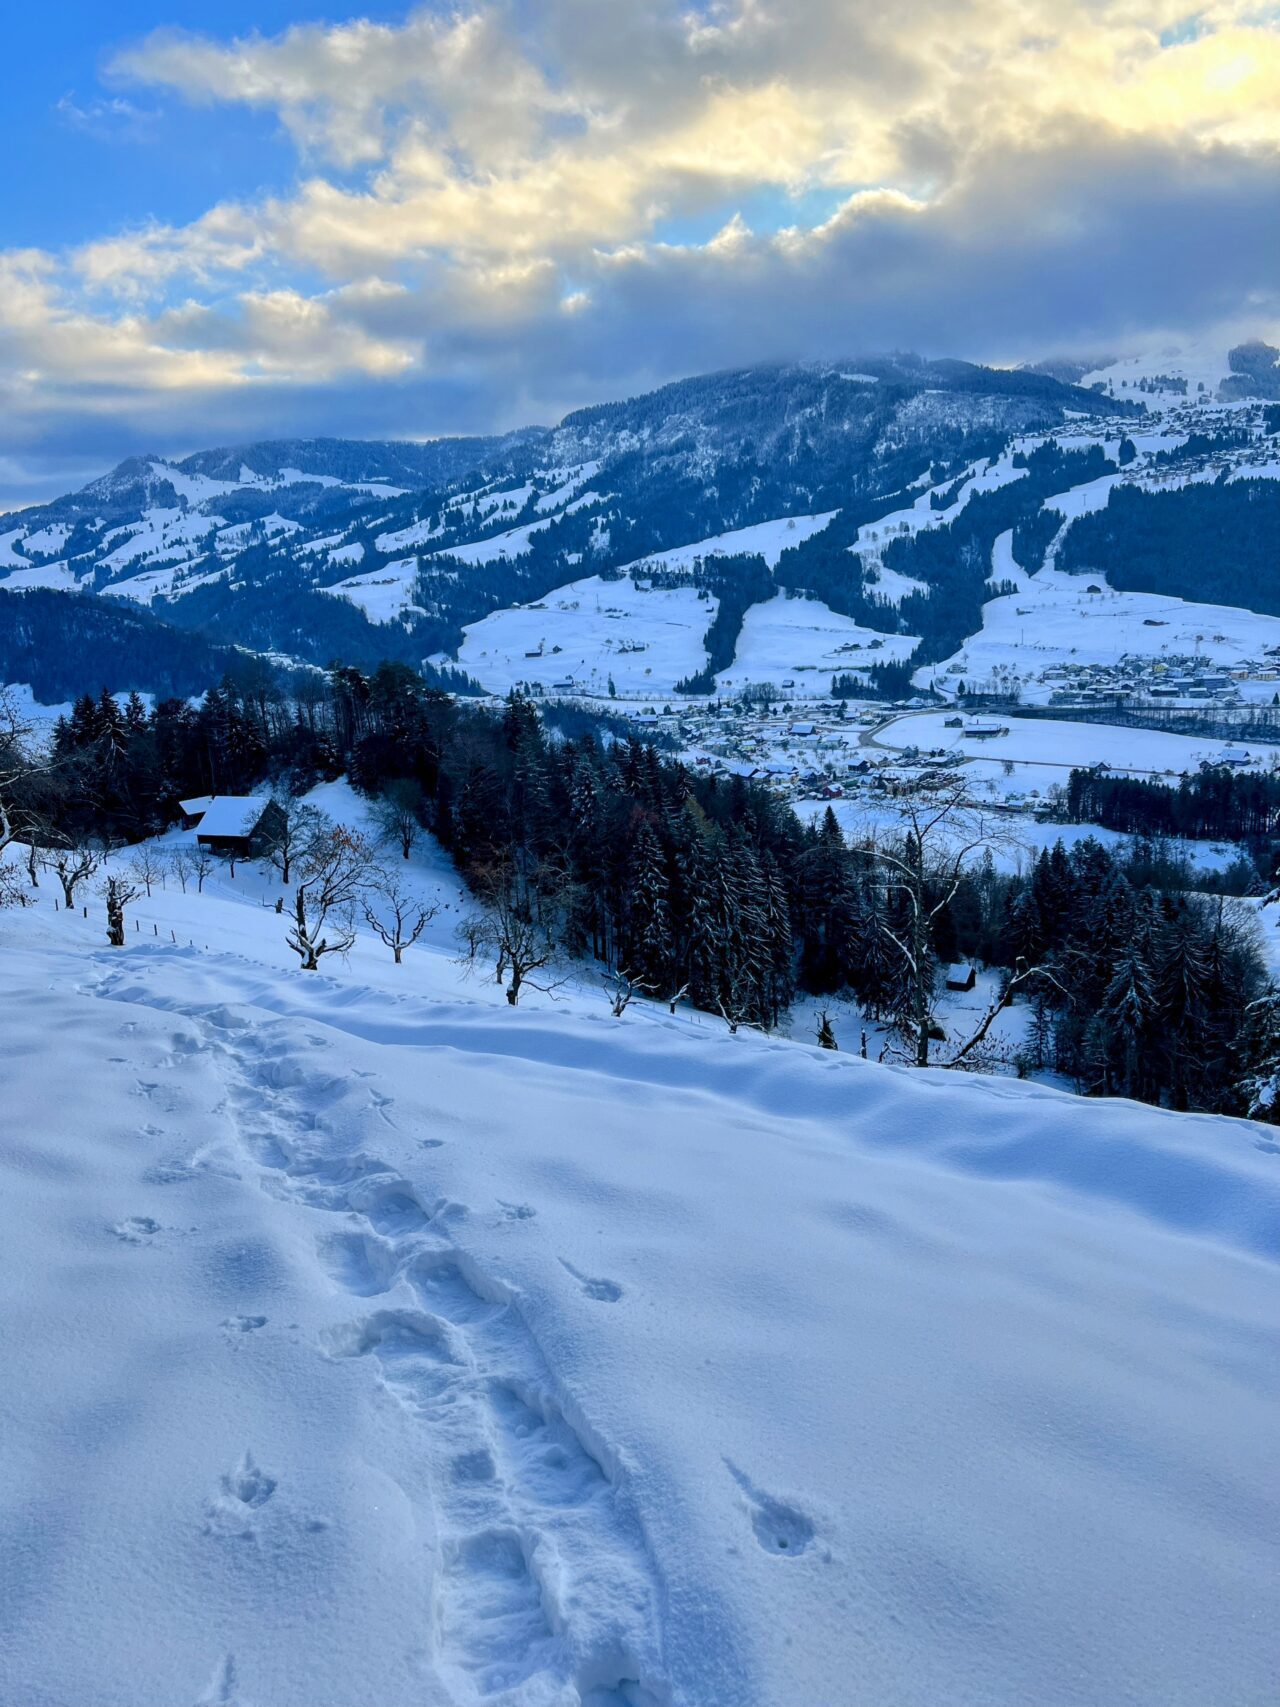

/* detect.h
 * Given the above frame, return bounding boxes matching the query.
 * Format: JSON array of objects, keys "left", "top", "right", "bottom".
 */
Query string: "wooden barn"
[{"left": 190, "top": 795, "right": 283, "bottom": 858}]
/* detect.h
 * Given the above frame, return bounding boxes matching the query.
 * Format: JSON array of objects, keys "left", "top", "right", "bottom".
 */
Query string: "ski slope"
[{"left": 2, "top": 797, "right": 1279, "bottom": 1707}]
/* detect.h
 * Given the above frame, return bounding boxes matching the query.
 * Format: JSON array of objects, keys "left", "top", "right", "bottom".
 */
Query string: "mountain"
[{"left": 1, "top": 348, "right": 1276, "bottom": 706}]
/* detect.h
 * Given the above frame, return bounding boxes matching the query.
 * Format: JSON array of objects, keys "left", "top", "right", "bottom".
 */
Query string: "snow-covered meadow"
[{"left": 2, "top": 787, "right": 1279, "bottom": 1707}]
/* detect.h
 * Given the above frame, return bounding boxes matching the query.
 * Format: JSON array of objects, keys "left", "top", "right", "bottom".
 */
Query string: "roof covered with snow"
[{"left": 193, "top": 795, "right": 272, "bottom": 837}]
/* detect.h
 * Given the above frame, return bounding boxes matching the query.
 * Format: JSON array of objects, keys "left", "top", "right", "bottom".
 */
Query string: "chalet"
[
  {"left": 944, "top": 716, "right": 964, "bottom": 728},
  {"left": 945, "top": 963, "right": 977, "bottom": 992},
  {"left": 193, "top": 795, "right": 283, "bottom": 858}
]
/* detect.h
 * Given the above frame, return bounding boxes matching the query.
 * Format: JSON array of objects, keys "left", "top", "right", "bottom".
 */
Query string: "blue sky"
[{"left": 1, "top": 1, "right": 1276, "bottom": 509}]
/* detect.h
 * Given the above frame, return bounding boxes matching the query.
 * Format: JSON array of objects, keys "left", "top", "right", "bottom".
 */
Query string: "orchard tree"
[
  {"left": 362, "top": 870, "right": 438, "bottom": 964},
  {"left": 43, "top": 838, "right": 105, "bottom": 910},
  {"left": 102, "top": 873, "right": 141, "bottom": 947},
  {"left": 286, "top": 821, "right": 375, "bottom": 970}
]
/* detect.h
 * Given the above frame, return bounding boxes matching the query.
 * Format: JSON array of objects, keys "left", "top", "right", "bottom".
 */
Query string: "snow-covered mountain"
[{"left": 1, "top": 345, "right": 1276, "bottom": 704}]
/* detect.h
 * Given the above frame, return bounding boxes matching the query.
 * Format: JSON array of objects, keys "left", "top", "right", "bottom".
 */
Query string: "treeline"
[
  {"left": 8, "top": 666, "right": 1279, "bottom": 1115},
  {"left": 1067, "top": 763, "right": 1280, "bottom": 843},
  {"left": 671, "top": 555, "right": 775, "bottom": 693},
  {"left": 0, "top": 589, "right": 243, "bottom": 703},
  {"left": 1057, "top": 480, "right": 1280, "bottom": 613}
]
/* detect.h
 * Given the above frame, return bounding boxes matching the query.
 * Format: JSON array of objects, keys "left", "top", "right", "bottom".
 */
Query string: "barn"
[{"left": 191, "top": 795, "right": 283, "bottom": 858}]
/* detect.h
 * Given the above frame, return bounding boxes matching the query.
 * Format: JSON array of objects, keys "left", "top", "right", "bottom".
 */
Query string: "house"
[
  {"left": 944, "top": 715, "right": 964, "bottom": 728},
  {"left": 178, "top": 795, "right": 214, "bottom": 830},
  {"left": 789, "top": 721, "right": 816, "bottom": 736},
  {"left": 193, "top": 795, "right": 283, "bottom": 858},
  {"left": 945, "top": 962, "right": 977, "bottom": 992}
]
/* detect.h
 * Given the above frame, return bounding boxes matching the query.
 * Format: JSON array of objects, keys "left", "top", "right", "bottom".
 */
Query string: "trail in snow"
[{"left": 93, "top": 962, "right": 667, "bottom": 1707}]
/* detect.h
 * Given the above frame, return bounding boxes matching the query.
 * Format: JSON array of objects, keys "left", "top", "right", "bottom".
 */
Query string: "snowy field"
[
  {"left": 714, "top": 592, "right": 917, "bottom": 694},
  {"left": 876, "top": 710, "right": 1272, "bottom": 781},
  {"left": 923, "top": 542, "right": 1280, "bottom": 698},
  {"left": 454, "top": 575, "right": 713, "bottom": 696},
  {"left": 2, "top": 786, "right": 1280, "bottom": 1707},
  {"left": 622, "top": 511, "right": 838, "bottom": 574},
  {"left": 321, "top": 556, "right": 423, "bottom": 624}
]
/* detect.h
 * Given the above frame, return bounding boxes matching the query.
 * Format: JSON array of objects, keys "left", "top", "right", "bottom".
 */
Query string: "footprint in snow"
[
  {"left": 111, "top": 1216, "right": 160, "bottom": 1243},
  {"left": 195, "top": 1652, "right": 241, "bottom": 1706},
  {"left": 559, "top": 1258, "right": 623, "bottom": 1302},
  {"left": 204, "top": 1452, "right": 277, "bottom": 1540},
  {"left": 725, "top": 1460, "right": 815, "bottom": 1557},
  {"left": 222, "top": 1315, "right": 268, "bottom": 1335},
  {"left": 498, "top": 1200, "right": 537, "bottom": 1221}
]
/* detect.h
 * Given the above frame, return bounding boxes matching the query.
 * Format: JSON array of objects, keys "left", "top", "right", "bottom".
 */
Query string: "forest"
[
  {"left": 1057, "top": 479, "right": 1280, "bottom": 610},
  {"left": 3, "top": 667, "right": 1277, "bottom": 1119},
  {"left": 1067, "top": 763, "right": 1280, "bottom": 843}
]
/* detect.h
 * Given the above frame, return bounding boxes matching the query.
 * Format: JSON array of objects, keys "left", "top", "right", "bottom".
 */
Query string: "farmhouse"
[{"left": 191, "top": 795, "right": 283, "bottom": 858}]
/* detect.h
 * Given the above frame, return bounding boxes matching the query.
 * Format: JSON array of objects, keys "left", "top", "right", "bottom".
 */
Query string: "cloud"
[{"left": 0, "top": 0, "right": 1277, "bottom": 505}]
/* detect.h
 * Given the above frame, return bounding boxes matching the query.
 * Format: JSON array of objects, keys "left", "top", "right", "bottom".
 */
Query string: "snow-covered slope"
[
  {"left": 2, "top": 347, "right": 1276, "bottom": 706},
  {"left": 2, "top": 810, "right": 1278, "bottom": 1707}
]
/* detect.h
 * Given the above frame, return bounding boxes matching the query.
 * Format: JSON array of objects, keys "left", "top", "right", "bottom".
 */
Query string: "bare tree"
[
  {"left": 43, "top": 838, "right": 105, "bottom": 909},
  {"left": 602, "top": 966, "right": 656, "bottom": 1017},
  {"left": 373, "top": 779, "right": 425, "bottom": 861},
  {"left": 0, "top": 687, "right": 53, "bottom": 868},
  {"left": 167, "top": 848, "right": 194, "bottom": 893},
  {"left": 460, "top": 862, "right": 564, "bottom": 1005},
  {"left": 261, "top": 797, "right": 325, "bottom": 885},
  {"left": 286, "top": 822, "right": 375, "bottom": 970},
  {"left": 942, "top": 960, "right": 1074, "bottom": 1068},
  {"left": 130, "top": 843, "right": 166, "bottom": 898},
  {"left": 0, "top": 859, "right": 31, "bottom": 909},
  {"left": 102, "top": 873, "right": 141, "bottom": 947},
  {"left": 868, "top": 783, "right": 1005, "bottom": 1067},
  {"left": 816, "top": 1009, "right": 838, "bottom": 1050},
  {"left": 362, "top": 870, "right": 438, "bottom": 964}
]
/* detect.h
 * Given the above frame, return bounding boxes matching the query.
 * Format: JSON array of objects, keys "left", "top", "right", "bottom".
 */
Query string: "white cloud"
[{"left": 0, "top": 0, "right": 1277, "bottom": 500}]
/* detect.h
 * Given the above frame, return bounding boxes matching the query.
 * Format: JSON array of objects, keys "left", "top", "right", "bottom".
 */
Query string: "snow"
[
  {"left": 214, "top": 514, "right": 302, "bottom": 554},
  {"left": 20, "top": 520, "right": 73, "bottom": 556},
  {"left": 150, "top": 460, "right": 243, "bottom": 507},
  {"left": 454, "top": 574, "right": 713, "bottom": 696},
  {"left": 0, "top": 526, "right": 32, "bottom": 567},
  {"left": 0, "top": 558, "right": 79, "bottom": 593},
  {"left": 435, "top": 518, "right": 557, "bottom": 567},
  {"left": 1080, "top": 339, "right": 1238, "bottom": 402},
  {"left": 624, "top": 511, "right": 839, "bottom": 574},
  {"left": 852, "top": 457, "right": 1027, "bottom": 557},
  {"left": 865, "top": 563, "right": 927, "bottom": 604},
  {"left": 714, "top": 592, "right": 917, "bottom": 693},
  {"left": 192, "top": 795, "right": 272, "bottom": 838},
  {"left": 375, "top": 517, "right": 444, "bottom": 553},
  {"left": 326, "top": 541, "right": 366, "bottom": 568},
  {"left": 873, "top": 710, "right": 1273, "bottom": 796},
  {"left": 534, "top": 462, "right": 602, "bottom": 512},
  {"left": 322, "top": 558, "right": 423, "bottom": 624},
  {"left": 2, "top": 800, "right": 1279, "bottom": 1706},
  {"left": 97, "top": 507, "right": 224, "bottom": 576},
  {"left": 923, "top": 565, "right": 1280, "bottom": 700}
]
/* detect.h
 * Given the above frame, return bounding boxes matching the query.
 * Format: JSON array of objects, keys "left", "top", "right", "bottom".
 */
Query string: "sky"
[{"left": 2, "top": 0, "right": 1278, "bottom": 509}]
